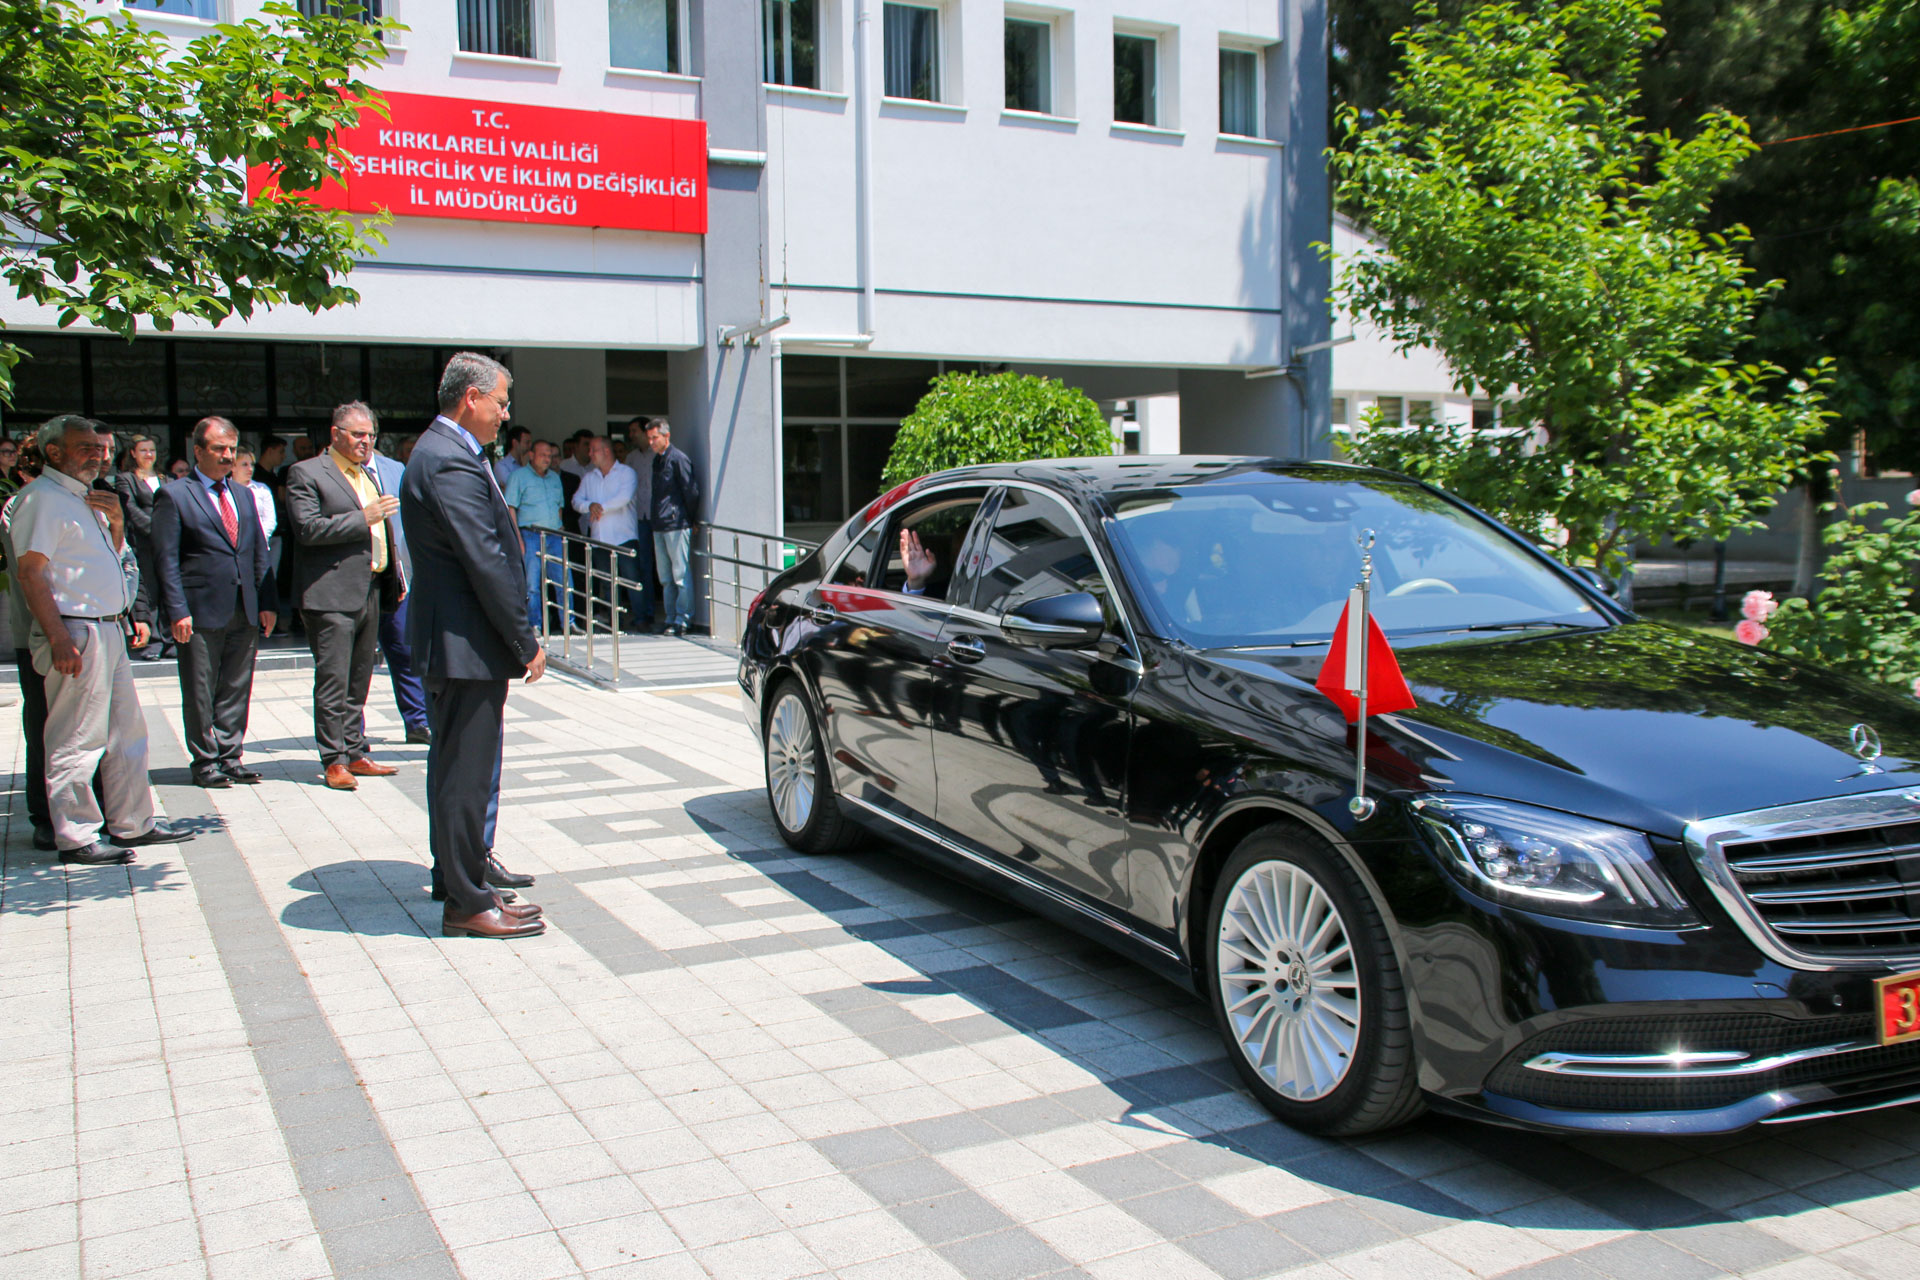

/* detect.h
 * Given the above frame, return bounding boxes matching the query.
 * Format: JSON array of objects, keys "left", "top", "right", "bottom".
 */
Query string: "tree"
[
  {"left": 881, "top": 372, "right": 1113, "bottom": 484},
  {"left": 1331, "top": 0, "right": 1829, "bottom": 573},
  {"left": 0, "top": 0, "right": 393, "bottom": 398},
  {"left": 1333, "top": 0, "right": 1919, "bottom": 472}
]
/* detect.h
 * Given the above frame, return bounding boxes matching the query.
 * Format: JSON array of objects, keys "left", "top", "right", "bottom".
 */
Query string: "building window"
[
  {"left": 1408, "top": 399, "right": 1436, "bottom": 425},
  {"left": 126, "top": 0, "right": 221, "bottom": 16},
  {"left": 1331, "top": 397, "right": 1348, "bottom": 427},
  {"left": 764, "top": 0, "right": 819, "bottom": 88},
  {"left": 296, "top": 0, "right": 383, "bottom": 17},
  {"left": 1005, "top": 18, "right": 1051, "bottom": 114},
  {"left": 1219, "top": 46, "right": 1259, "bottom": 137},
  {"left": 884, "top": 3, "right": 941, "bottom": 102},
  {"left": 1113, "top": 32, "right": 1157, "bottom": 126},
  {"left": 1473, "top": 399, "right": 1499, "bottom": 431},
  {"left": 459, "top": 0, "right": 542, "bottom": 60},
  {"left": 1373, "top": 395, "right": 1404, "bottom": 426},
  {"left": 610, "top": 0, "right": 679, "bottom": 74}
]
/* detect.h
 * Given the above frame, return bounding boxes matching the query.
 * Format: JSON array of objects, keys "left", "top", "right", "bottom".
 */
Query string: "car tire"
[
  {"left": 1204, "top": 823, "right": 1424, "bottom": 1135},
  {"left": 763, "top": 681, "right": 863, "bottom": 854}
]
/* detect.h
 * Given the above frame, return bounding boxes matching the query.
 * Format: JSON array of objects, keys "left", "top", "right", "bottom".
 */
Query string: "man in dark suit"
[
  {"left": 368, "top": 444, "right": 429, "bottom": 744},
  {"left": 402, "top": 352, "right": 546, "bottom": 939},
  {"left": 287, "top": 402, "right": 402, "bottom": 791},
  {"left": 152, "top": 417, "right": 279, "bottom": 788}
]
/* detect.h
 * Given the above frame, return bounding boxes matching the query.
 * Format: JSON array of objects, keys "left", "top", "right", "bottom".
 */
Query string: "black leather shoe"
[
  {"left": 192, "top": 768, "right": 232, "bottom": 789},
  {"left": 117, "top": 823, "right": 192, "bottom": 847},
  {"left": 484, "top": 856, "right": 535, "bottom": 889},
  {"left": 220, "top": 763, "right": 263, "bottom": 784},
  {"left": 61, "top": 843, "right": 134, "bottom": 866},
  {"left": 406, "top": 726, "right": 432, "bottom": 745},
  {"left": 33, "top": 822, "right": 55, "bottom": 851}
]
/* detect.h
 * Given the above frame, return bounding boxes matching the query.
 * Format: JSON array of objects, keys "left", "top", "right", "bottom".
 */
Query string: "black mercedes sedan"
[{"left": 737, "top": 457, "right": 1920, "bottom": 1136}]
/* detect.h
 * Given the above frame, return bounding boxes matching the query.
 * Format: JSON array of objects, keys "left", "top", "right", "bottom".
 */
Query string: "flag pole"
[{"left": 1350, "top": 529, "right": 1377, "bottom": 821}]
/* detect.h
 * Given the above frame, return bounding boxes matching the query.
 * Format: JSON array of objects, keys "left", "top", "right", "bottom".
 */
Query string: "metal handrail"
[
  {"left": 695, "top": 524, "right": 818, "bottom": 644},
  {"left": 523, "top": 523, "right": 650, "bottom": 682}
]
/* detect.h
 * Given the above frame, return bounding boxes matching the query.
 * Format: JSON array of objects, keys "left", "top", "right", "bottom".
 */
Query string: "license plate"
[{"left": 1876, "top": 969, "right": 1920, "bottom": 1045}]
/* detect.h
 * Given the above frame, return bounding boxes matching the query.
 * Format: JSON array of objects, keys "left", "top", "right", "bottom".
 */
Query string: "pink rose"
[
  {"left": 1911, "top": 677, "right": 1920, "bottom": 701},
  {"left": 1906, "top": 490, "right": 1920, "bottom": 507},
  {"left": 1735, "top": 619, "right": 1769, "bottom": 645},
  {"left": 1741, "top": 590, "right": 1777, "bottom": 622}
]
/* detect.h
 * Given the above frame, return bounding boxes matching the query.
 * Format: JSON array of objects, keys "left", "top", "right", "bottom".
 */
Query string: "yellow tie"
[{"left": 336, "top": 453, "right": 389, "bottom": 573}]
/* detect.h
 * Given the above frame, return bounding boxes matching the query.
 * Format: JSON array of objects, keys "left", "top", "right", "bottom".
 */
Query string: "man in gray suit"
[
  {"left": 402, "top": 352, "right": 547, "bottom": 939},
  {"left": 288, "top": 402, "right": 403, "bottom": 791}
]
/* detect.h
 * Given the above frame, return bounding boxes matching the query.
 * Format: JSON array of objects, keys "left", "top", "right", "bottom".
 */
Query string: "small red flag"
[{"left": 1315, "top": 595, "right": 1417, "bottom": 723}]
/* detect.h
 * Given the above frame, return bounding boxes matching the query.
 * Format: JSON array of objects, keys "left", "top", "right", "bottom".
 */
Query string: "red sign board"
[{"left": 250, "top": 91, "right": 707, "bottom": 234}]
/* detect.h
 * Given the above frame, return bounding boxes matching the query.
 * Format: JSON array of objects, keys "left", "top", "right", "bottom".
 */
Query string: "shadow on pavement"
[{"left": 280, "top": 859, "right": 438, "bottom": 937}]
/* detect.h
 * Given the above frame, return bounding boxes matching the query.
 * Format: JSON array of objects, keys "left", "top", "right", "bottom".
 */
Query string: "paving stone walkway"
[{"left": 6, "top": 659, "right": 1920, "bottom": 1280}]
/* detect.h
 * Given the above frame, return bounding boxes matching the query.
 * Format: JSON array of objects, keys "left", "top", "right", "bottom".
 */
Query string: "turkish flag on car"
[{"left": 1315, "top": 596, "right": 1417, "bottom": 723}]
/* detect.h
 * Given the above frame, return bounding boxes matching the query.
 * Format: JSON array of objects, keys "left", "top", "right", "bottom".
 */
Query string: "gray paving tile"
[
  {"left": 815, "top": 1128, "right": 920, "bottom": 1171},
  {"left": 891, "top": 1190, "right": 1015, "bottom": 1245},
  {"left": 1119, "top": 1184, "right": 1247, "bottom": 1239},
  {"left": 1180, "top": 1221, "right": 1313, "bottom": 1280},
  {"left": 1268, "top": 1199, "right": 1401, "bottom": 1258},
  {"left": 1569, "top": 1234, "right": 1730, "bottom": 1280},
  {"left": 1651, "top": 1219, "right": 1801, "bottom": 1274},
  {"left": 898, "top": 1112, "right": 1003, "bottom": 1155},
  {"left": 845, "top": 1158, "right": 966, "bottom": 1206},
  {"left": 934, "top": 1228, "right": 1071, "bottom": 1280},
  {"left": 1069, "top": 1153, "right": 1189, "bottom": 1202}
]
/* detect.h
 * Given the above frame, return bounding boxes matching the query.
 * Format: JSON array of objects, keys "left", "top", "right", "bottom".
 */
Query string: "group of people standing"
[
  {"left": 496, "top": 415, "right": 700, "bottom": 637},
  {"left": 1, "top": 351, "right": 588, "bottom": 938}
]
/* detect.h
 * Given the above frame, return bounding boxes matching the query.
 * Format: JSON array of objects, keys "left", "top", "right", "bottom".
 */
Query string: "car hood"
[{"left": 1189, "top": 622, "right": 1920, "bottom": 838}]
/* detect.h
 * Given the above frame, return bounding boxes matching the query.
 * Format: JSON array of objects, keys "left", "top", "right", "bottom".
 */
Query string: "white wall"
[
  {"left": 1329, "top": 217, "right": 1474, "bottom": 426},
  {"left": 766, "top": 1, "right": 1290, "bottom": 370}
]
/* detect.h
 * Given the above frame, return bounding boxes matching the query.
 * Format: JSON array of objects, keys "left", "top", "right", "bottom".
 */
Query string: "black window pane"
[
  {"left": 1220, "top": 48, "right": 1258, "bottom": 136},
  {"left": 608, "top": 349, "right": 671, "bottom": 418},
  {"left": 90, "top": 341, "right": 168, "bottom": 418},
  {"left": 175, "top": 342, "right": 269, "bottom": 419},
  {"left": 296, "top": 0, "right": 383, "bottom": 17},
  {"left": 846, "top": 423, "right": 899, "bottom": 513},
  {"left": 1005, "top": 19, "right": 1049, "bottom": 113},
  {"left": 844, "top": 358, "right": 937, "bottom": 418},
  {"left": 1114, "top": 34, "right": 1156, "bottom": 126},
  {"left": 7, "top": 335, "right": 85, "bottom": 422},
  {"left": 764, "top": 0, "right": 819, "bottom": 88},
  {"left": 782, "top": 356, "right": 841, "bottom": 417},
  {"left": 783, "top": 423, "right": 843, "bottom": 524},
  {"left": 973, "top": 489, "right": 1108, "bottom": 618},
  {"left": 125, "top": 0, "right": 218, "bottom": 15},
  {"left": 832, "top": 522, "right": 885, "bottom": 587},
  {"left": 368, "top": 346, "right": 441, "bottom": 428},
  {"left": 275, "top": 344, "right": 365, "bottom": 421},
  {"left": 884, "top": 3, "right": 940, "bottom": 101},
  {"left": 459, "top": 0, "right": 538, "bottom": 58}
]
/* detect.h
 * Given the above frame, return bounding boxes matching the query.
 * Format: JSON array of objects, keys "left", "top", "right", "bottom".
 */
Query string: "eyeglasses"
[{"left": 477, "top": 391, "right": 510, "bottom": 412}]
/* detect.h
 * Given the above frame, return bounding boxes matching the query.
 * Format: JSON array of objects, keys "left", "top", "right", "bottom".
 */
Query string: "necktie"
[{"left": 214, "top": 480, "right": 239, "bottom": 546}]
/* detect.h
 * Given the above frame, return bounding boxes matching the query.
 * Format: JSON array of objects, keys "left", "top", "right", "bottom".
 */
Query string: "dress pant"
[
  {"left": 521, "top": 531, "right": 572, "bottom": 632},
  {"left": 432, "top": 738, "right": 503, "bottom": 899},
  {"left": 31, "top": 620, "right": 155, "bottom": 851},
  {"left": 304, "top": 579, "right": 380, "bottom": 768},
  {"left": 425, "top": 676, "right": 507, "bottom": 917},
  {"left": 378, "top": 597, "right": 429, "bottom": 732},
  {"left": 15, "top": 648, "right": 105, "bottom": 829},
  {"left": 653, "top": 526, "right": 693, "bottom": 630},
  {"left": 178, "top": 605, "right": 259, "bottom": 770}
]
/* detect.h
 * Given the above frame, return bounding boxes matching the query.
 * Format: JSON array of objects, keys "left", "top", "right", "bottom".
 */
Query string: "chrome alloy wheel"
[
  {"left": 766, "top": 693, "right": 817, "bottom": 834},
  {"left": 1216, "top": 860, "right": 1363, "bottom": 1101}
]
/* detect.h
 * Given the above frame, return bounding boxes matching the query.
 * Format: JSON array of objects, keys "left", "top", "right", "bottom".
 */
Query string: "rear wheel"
[
  {"left": 1205, "top": 824, "right": 1424, "bottom": 1135},
  {"left": 764, "top": 682, "right": 862, "bottom": 854}
]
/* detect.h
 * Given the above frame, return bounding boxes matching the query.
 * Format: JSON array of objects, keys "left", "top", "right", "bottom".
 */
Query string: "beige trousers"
[{"left": 30, "top": 618, "right": 154, "bottom": 851}]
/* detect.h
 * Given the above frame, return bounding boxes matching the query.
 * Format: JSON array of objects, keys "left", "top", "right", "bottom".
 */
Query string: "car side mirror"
[
  {"left": 1570, "top": 566, "right": 1619, "bottom": 599},
  {"left": 1001, "top": 591, "right": 1106, "bottom": 649}
]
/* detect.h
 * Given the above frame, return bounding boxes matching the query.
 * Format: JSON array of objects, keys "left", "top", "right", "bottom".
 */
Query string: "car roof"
[{"left": 911, "top": 455, "right": 1399, "bottom": 499}]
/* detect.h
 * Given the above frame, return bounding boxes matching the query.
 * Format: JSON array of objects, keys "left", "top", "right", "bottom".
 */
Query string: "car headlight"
[{"left": 1411, "top": 795, "right": 1699, "bottom": 928}]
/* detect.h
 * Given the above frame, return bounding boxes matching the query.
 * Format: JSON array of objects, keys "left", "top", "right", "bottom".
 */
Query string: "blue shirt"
[
  {"left": 432, "top": 414, "right": 484, "bottom": 457},
  {"left": 503, "top": 465, "right": 564, "bottom": 530}
]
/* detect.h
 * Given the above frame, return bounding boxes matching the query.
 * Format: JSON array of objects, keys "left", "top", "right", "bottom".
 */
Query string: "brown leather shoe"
[
  {"left": 443, "top": 906, "right": 546, "bottom": 939},
  {"left": 347, "top": 757, "right": 398, "bottom": 777},
  {"left": 499, "top": 900, "right": 543, "bottom": 920},
  {"left": 325, "top": 763, "right": 358, "bottom": 791}
]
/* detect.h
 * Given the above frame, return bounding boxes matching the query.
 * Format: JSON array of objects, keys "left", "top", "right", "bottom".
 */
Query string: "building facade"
[{"left": 4, "top": 0, "right": 1330, "bottom": 547}]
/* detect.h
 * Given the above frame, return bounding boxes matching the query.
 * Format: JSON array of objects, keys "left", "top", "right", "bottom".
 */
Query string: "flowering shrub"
[{"left": 1761, "top": 492, "right": 1920, "bottom": 695}]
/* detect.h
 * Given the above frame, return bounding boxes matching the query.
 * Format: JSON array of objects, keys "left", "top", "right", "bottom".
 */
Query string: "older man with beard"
[{"left": 10, "top": 415, "right": 190, "bottom": 864}]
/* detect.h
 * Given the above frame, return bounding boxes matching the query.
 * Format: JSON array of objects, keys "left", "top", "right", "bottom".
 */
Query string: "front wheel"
[
  {"left": 764, "top": 682, "right": 862, "bottom": 854},
  {"left": 1205, "top": 824, "right": 1424, "bottom": 1135}
]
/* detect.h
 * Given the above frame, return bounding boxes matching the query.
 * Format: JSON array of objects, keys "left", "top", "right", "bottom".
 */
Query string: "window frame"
[
  {"left": 1217, "top": 42, "right": 1262, "bottom": 139},
  {"left": 762, "top": 0, "right": 822, "bottom": 90},
  {"left": 457, "top": 0, "right": 554, "bottom": 62},
  {"left": 1112, "top": 29, "right": 1157, "bottom": 127},
  {"left": 1003, "top": 15, "right": 1052, "bottom": 116},
  {"left": 882, "top": 0, "right": 949, "bottom": 104},
  {"left": 608, "top": 0, "right": 688, "bottom": 77},
  {"left": 867, "top": 487, "right": 995, "bottom": 603}
]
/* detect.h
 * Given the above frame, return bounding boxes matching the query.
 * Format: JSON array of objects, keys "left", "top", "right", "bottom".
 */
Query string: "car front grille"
[{"left": 1687, "top": 788, "right": 1920, "bottom": 969}]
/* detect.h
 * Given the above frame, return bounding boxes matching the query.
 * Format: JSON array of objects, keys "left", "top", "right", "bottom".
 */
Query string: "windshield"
[{"left": 1105, "top": 473, "right": 1601, "bottom": 648}]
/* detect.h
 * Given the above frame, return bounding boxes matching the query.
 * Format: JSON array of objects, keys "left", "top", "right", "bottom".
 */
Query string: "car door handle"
[
  {"left": 809, "top": 605, "right": 839, "bottom": 625},
  {"left": 946, "top": 636, "right": 986, "bottom": 664}
]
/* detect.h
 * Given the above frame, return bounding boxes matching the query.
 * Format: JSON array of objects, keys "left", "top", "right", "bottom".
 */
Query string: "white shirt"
[
  {"left": 249, "top": 480, "right": 277, "bottom": 541},
  {"left": 8, "top": 469, "right": 131, "bottom": 617},
  {"left": 572, "top": 463, "right": 640, "bottom": 545}
]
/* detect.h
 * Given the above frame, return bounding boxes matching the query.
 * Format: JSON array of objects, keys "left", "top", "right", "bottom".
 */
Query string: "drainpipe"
[{"left": 854, "top": 0, "right": 876, "bottom": 337}]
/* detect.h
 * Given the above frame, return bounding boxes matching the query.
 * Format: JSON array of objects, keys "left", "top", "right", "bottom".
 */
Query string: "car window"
[
  {"left": 876, "top": 490, "right": 987, "bottom": 601},
  {"left": 973, "top": 489, "right": 1111, "bottom": 620},
  {"left": 831, "top": 523, "right": 886, "bottom": 588}
]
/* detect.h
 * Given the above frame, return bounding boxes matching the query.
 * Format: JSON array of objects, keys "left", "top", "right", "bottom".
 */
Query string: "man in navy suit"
[
  {"left": 402, "top": 352, "right": 547, "bottom": 939},
  {"left": 369, "top": 443, "right": 430, "bottom": 744},
  {"left": 151, "top": 416, "right": 279, "bottom": 788}
]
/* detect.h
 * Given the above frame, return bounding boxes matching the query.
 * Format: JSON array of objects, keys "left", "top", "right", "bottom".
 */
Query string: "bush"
[
  {"left": 1757, "top": 489, "right": 1920, "bottom": 693},
  {"left": 881, "top": 372, "right": 1113, "bottom": 485}
]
